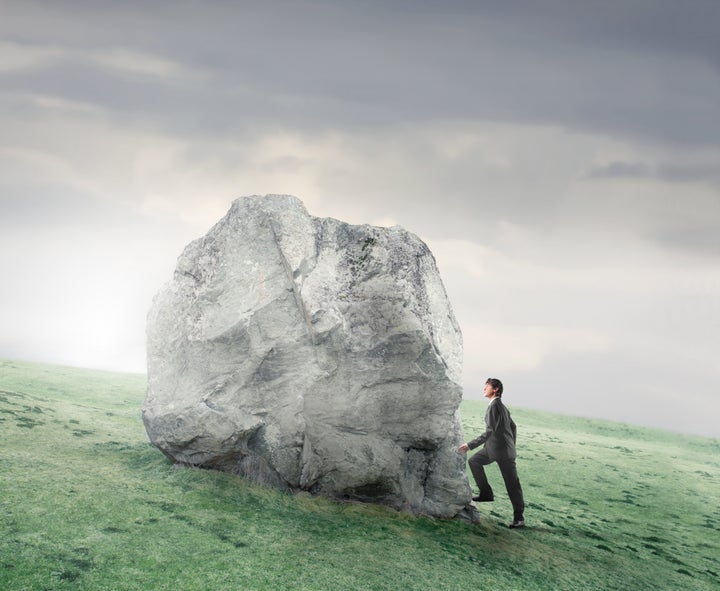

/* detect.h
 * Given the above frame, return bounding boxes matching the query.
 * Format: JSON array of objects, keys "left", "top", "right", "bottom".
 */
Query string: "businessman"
[{"left": 458, "top": 378, "right": 525, "bottom": 528}]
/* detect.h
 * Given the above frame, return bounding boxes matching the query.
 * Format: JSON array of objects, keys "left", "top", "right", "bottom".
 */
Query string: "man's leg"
[
  {"left": 497, "top": 458, "right": 524, "bottom": 521},
  {"left": 468, "top": 449, "right": 495, "bottom": 501}
]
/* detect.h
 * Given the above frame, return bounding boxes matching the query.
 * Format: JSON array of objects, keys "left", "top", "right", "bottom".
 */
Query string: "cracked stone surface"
[{"left": 143, "top": 194, "right": 476, "bottom": 520}]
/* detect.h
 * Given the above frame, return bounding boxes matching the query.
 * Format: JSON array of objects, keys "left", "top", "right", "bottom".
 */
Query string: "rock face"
[{"left": 143, "top": 195, "right": 475, "bottom": 520}]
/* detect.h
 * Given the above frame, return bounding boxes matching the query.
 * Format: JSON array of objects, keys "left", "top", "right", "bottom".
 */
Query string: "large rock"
[{"left": 143, "top": 195, "right": 476, "bottom": 520}]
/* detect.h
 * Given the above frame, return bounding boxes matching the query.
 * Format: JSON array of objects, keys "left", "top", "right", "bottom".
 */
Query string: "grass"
[{"left": 1, "top": 358, "right": 718, "bottom": 590}]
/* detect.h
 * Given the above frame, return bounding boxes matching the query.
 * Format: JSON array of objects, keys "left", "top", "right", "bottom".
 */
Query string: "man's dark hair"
[{"left": 486, "top": 378, "right": 504, "bottom": 397}]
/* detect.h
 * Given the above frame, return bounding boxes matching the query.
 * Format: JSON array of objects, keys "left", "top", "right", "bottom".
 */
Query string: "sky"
[{"left": 1, "top": 0, "right": 718, "bottom": 438}]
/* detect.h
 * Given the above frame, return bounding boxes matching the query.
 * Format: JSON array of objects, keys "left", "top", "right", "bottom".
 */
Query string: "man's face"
[{"left": 484, "top": 383, "right": 498, "bottom": 399}]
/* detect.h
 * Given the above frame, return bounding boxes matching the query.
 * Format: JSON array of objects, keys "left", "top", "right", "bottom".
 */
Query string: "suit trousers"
[{"left": 468, "top": 449, "right": 525, "bottom": 519}]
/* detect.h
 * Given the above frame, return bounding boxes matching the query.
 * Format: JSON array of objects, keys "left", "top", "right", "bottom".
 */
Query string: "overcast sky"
[{"left": 1, "top": 0, "right": 718, "bottom": 438}]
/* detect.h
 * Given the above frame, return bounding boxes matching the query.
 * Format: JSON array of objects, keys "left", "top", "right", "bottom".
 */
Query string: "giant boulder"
[{"left": 143, "top": 195, "right": 476, "bottom": 520}]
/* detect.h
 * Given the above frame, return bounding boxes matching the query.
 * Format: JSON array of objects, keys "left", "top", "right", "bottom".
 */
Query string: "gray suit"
[{"left": 467, "top": 398, "right": 524, "bottom": 520}]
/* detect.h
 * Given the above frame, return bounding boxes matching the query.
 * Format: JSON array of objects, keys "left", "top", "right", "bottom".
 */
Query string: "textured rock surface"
[{"left": 143, "top": 195, "right": 476, "bottom": 520}]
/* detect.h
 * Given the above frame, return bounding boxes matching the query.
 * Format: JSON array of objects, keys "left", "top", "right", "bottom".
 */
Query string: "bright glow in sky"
[{"left": 1, "top": 1, "right": 718, "bottom": 437}]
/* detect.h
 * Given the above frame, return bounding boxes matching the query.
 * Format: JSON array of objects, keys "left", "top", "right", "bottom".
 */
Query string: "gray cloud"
[
  {"left": 582, "top": 157, "right": 720, "bottom": 257},
  {"left": 0, "top": 186, "right": 120, "bottom": 227},
  {"left": 588, "top": 160, "right": 720, "bottom": 185},
  {"left": 647, "top": 225, "right": 720, "bottom": 258},
  {"left": 2, "top": 0, "right": 719, "bottom": 146},
  {"left": 587, "top": 161, "right": 656, "bottom": 179},
  {"left": 1, "top": 1, "right": 719, "bottom": 437}
]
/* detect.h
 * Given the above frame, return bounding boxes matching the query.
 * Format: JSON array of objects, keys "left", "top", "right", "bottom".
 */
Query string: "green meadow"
[{"left": 1, "top": 359, "right": 718, "bottom": 590}]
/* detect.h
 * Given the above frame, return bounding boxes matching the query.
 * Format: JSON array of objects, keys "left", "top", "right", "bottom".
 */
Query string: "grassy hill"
[{"left": 1, "top": 359, "right": 718, "bottom": 591}]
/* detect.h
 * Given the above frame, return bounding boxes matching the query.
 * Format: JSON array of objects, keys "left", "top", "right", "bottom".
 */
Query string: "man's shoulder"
[{"left": 493, "top": 398, "right": 513, "bottom": 418}]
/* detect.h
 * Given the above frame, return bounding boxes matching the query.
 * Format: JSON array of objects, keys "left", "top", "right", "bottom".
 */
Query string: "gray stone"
[{"left": 143, "top": 194, "right": 476, "bottom": 520}]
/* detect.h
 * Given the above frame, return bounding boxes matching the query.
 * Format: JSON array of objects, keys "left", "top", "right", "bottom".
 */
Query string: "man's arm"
[
  {"left": 467, "top": 432, "right": 488, "bottom": 450},
  {"left": 466, "top": 404, "right": 501, "bottom": 450}
]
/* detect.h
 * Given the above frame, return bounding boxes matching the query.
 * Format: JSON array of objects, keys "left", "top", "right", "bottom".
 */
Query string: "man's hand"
[{"left": 457, "top": 443, "right": 469, "bottom": 454}]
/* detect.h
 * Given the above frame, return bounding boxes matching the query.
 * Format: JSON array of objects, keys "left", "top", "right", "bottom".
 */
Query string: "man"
[{"left": 458, "top": 378, "right": 525, "bottom": 528}]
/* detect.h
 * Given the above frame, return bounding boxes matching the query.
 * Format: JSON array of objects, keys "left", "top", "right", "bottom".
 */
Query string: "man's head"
[{"left": 484, "top": 378, "right": 503, "bottom": 398}]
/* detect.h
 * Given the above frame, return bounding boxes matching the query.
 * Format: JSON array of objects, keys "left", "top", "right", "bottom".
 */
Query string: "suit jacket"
[{"left": 467, "top": 398, "right": 517, "bottom": 461}]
